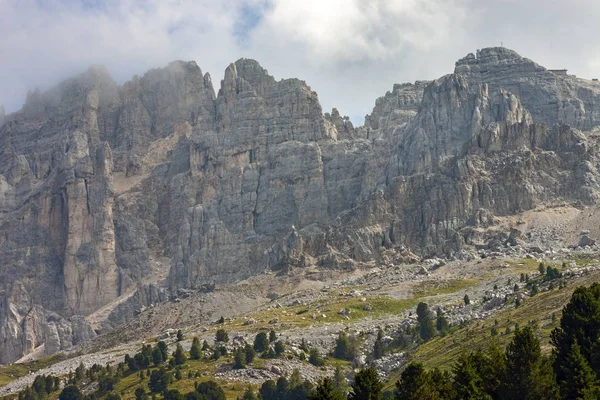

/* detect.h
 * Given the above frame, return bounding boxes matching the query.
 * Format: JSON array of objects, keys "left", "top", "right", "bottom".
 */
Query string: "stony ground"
[{"left": 3, "top": 204, "right": 600, "bottom": 397}]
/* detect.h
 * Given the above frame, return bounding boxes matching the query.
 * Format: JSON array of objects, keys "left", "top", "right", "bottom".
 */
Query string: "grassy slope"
[{"left": 401, "top": 269, "right": 600, "bottom": 374}]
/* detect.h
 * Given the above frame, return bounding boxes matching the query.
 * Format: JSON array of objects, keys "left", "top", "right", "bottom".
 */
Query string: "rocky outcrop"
[
  {"left": 1, "top": 47, "right": 600, "bottom": 363},
  {"left": 0, "top": 282, "right": 96, "bottom": 363}
]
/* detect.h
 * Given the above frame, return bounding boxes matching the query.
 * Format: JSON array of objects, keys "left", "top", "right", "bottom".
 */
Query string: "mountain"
[{"left": 1, "top": 47, "right": 600, "bottom": 364}]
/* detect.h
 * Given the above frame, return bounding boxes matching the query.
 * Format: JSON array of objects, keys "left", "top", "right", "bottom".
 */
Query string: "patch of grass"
[
  {"left": 413, "top": 279, "right": 478, "bottom": 298},
  {"left": 0, "top": 354, "right": 66, "bottom": 387},
  {"left": 112, "top": 357, "right": 255, "bottom": 400},
  {"left": 397, "top": 269, "right": 600, "bottom": 379}
]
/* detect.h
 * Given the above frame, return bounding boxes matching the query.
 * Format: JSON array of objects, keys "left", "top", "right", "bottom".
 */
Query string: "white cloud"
[{"left": 0, "top": 0, "right": 599, "bottom": 124}]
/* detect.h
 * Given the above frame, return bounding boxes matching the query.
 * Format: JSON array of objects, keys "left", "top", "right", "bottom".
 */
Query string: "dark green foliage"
[
  {"left": 202, "top": 340, "right": 211, "bottom": 351},
  {"left": 254, "top": 332, "right": 269, "bottom": 352},
  {"left": 106, "top": 393, "right": 121, "bottom": 400},
  {"left": 349, "top": 367, "right": 383, "bottom": 400},
  {"left": 435, "top": 309, "right": 449, "bottom": 336},
  {"left": 538, "top": 263, "right": 546, "bottom": 275},
  {"left": 451, "top": 353, "right": 490, "bottom": 399},
  {"left": 503, "top": 327, "right": 559, "bottom": 399},
  {"left": 59, "top": 386, "right": 83, "bottom": 400},
  {"left": 373, "top": 330, "right": 385, "bottom": 360},
  {"left": 32, "top": 375, "right": 48, "bottom": 398},
  {"left": 309, "top": 348, "right": 325, "bottom": 366},
  {"left": 176, "top": 330, "right": 184, "bottom": 342},
  {"left": 190, "top": 337, "right": 202, "bottom": 360},
  {"left": 175, "top": 369, "right": 182, "bottom": 380},
  {"left": 259, "top": 380, "right": 278, "bottom": 400},
  {"left": 148, "top": 368, "right": 170, "bottom": 394},
  {"left": 552, "top": 282, "right": 600, "bottom": 381},
  {"left": 164, "top": 390, "right": 183, "bottom": 400},
  {"left": 514, "top": 284, "right": 519, "bottom": 293},
  {"left": 309, "top": 377, "right": 344, "bottom": 400},
  {"left": 234, "top": 347, "right": 247, "bottom": 369},
  {"left": 416, "top": 303, "right": 435, "bottom": 341},
  {"left": 98, "top": 374, "right": 117, "bottom": 392},
  {"left": 135, "top": 388, "right": 148, "bottom": 400},
  {"left": 334, "top": 332, "right": 351, "bottom": 360},
  {"left": 274, "top": 341, "right": 285, "bottom": 356},
  {"left": 546, "top": 267, "right": 562, "bottom": 281},
  {"left": 558, "top": 340, "right": 598, "bottom": 399},
  {"left": 217, "top": 316, "right": 225, "bottom": 324},
  {"left": 196, "top": 381, "right": 226, "bottom": 400},
  {"left": 215, "top": 329, "right": 229, "bottom": 343},
  {"left": 394, "top": 363, "right": 437, "bottom": 400},
  {"left": 157, "top": 341, "right": 169, "bottom": 362},
  {"left": 262, "top": 346, "right": 277, "bottom": 359},
  {"left": 173, "top": 343, "right": 187, "bottom": 365},
  {"left": 530, "top": 284, "right": 539, "bottom": 297},
  {"left": 239, "top": 387, "right": 258, "bottom": 400},
  {"left": 464, "top": 294, "right": 471, "bottom": 305},
  {"left": 269, "top": 329, "right": 277, "bottom": 342},
  {"left": 245, "top": 343, "right": 256, "bottom": 364},
  {"left": 300, "top": 338, "right": 309, "bottom": 352}
]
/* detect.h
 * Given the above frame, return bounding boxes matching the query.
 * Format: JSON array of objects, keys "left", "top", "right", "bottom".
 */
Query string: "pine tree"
[
  {"left": 464, "top": 294, "right": 471, "bottom": 305},
  {"left": 148, "top": 369, "right": 170, "bottom": 394},
  {"left": 435, "top": 309, "right": 449, "bottom": 336},
  {"left": 538, "top": 263, "right": 546, "bottom": 275},
  {"left": 173, "top": 344, "right": 187, "bottom": 365},
  {"left": 373, "top": 330, "right": 385, "bottom": 360},
  {"left": 349, "top": 367, "right": 382, "bottom": 400},
  {"left": 452, "top": 353, "right": 489, "bottom": 400},
  {"left": 244, "top": 344, "right": 256, "bottom": 364},
  {"left": 309, "top": 348, "right": 324, "bottom": 366},
  {"left": 552, "top": 283, "right": 600, "bottom": 380},
  {"left": 309, "top": 377, "right": 344, "bottom": 400},
  {"left": 559, "top": 340, "right": 599, "bottom": 399},
  {"left": 334, "top": 332, "right": 351, "bottom": 360},
  {"left": 234, "top": 347, "right": 246, "bottom": 369},
  {"left": 240, "top": 387, "right": 258, "bottom": 400},
  {"left": 269, "top": 329, "right": 277, "bottom": 343},
  {"left": 176, "top": 330, "right": 184, "bottom": 342},
  {"left": 503, "top": 327, "right": 543, "bottom": 399},
  {"left": 416, "top": 303, "right": 435, "bottom": 341},
  {"left": 135, "top": 387, "right": 148, "bottom": 400},
  {"left": 333, "top": 365, "right": 349, "bottom": 397},
  {"left": 59, "top": 386, "right": 83, "bottom": 400},
  {"left": 152, "top": 347, "right": 163, "bottom": 366},
  {"left": 274, "top": 341, "right": 285, "bottom": 356},
  {"left": 157, "top": 341, "right": 169, "bottom": 361},
  {"left": 253, "top": 332, "right": 269, "bottom": 352},
  {"left": 394, "top": 363, "right": 432, "bottom": 400},
  {"left": 190, "top": 337, "right": 202, "bottom": 360},
  {"left": 215, "top": 329, "right": 229, "bottom": 343}
]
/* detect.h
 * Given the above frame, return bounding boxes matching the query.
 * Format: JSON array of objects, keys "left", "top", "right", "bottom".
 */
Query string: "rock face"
[{"left": 1, "top": 48, "right": 600, "bottom": 363}]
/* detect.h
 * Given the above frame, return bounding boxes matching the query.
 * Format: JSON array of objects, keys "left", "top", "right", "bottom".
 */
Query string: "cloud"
[{"left": 0, "top": 0, "right": 599, "bottom": 125}]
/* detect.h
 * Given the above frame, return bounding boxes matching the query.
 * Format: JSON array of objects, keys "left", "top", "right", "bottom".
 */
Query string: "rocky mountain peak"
[{"left": 2, "top": 48, "right": 600, "bottom": 364}]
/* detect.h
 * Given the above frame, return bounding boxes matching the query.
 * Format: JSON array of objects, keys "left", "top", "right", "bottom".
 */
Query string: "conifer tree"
[
  {"left": 558, "top": 340, "right": 599, "bottom": 399},
  {"left": 173, "top": 343, "right": 187, "bottom": 365},
  {"left": 190, "top": 337, "right": 202, "bottom": 360},
  {"left": 416, "top": 303, "right": 435, "bottom": 341},
  {"left": 373, "top": 330, "right": 385, "bottom": 360},
  {"left": 349, "top": 367, "right": 382, "bottom": 400},
  {"left": 309, "top": 377, "right": 344, "bottom": 400}
]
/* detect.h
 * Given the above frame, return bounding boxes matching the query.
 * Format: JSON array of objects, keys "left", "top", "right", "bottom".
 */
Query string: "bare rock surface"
[{"left": 1, "top": 47, "right": 600, "bottom": 363}]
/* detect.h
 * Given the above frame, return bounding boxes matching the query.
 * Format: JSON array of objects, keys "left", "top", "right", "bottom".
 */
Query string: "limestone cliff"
[{"left": 1, "top": 47, "right": 600, "bottom": 363}]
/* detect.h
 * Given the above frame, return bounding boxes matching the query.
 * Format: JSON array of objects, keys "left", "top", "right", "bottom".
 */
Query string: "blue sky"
[{"left": 1, "top": 0, "right": 599, "bottom": 125}]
